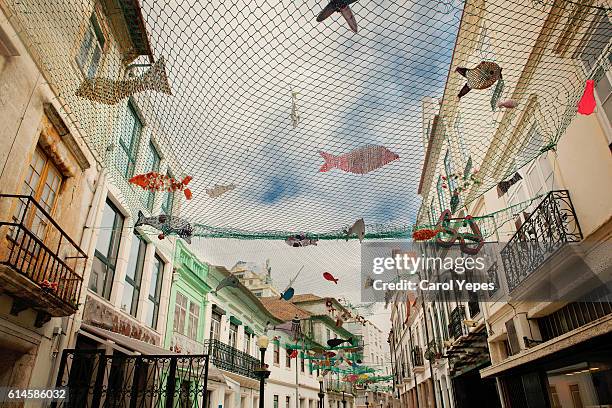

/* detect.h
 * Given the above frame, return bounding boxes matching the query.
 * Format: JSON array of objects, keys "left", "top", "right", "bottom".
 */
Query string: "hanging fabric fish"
[
  {"left": 280, "top": 287, "right": 295, "bottom": 301},
  {"left": 497, "top": 172, "right": 522, "bottom": 197},
  {"left": 319, "top": 145, "right": 399, "bottom": 174},
  {"left": 288, "top": 349, "right": 298, "bottom": 359},
  {"left": 212, "top": 275, "right": 241, "bottom": 295},
  {"left": 135, "top": 211, "right": 193, "bottom": 243},
  {"left": 272, "top": 316, "right": 303, "bottom": 341},
  {"left": 455, "top": 61, "right": 502, "bottom": 99},
  {"left": 206, "top": 184, "right": 235, "bottom": 198},
  {"left": 345, "top": 218, "right": 365, "bottom": 242},
  {"left": 412, "top": 228, "right": 439, "bottom": 241},
  {"left": 317, "top": 0, "right": 359, "bottom": 33},
  {"left": 129, "top": 172, "right": 193, "bottom": 199},
  {"left": 75, "top": 57, "right": 172, "bottom": 105},
  {"left": 578, "top": 79, "right": 596, "bottom": 115},
  {"left": 497, "top": 99, "right": 518, "bottom": 109},
  {"left": 285, "top": 233, "right": 318, "bottom": 247},
  {"left": 323, "top": 272, "right": 339, "bottom": 284},
  {"left": 327, "top": 337, "right": 352, "bottom": 348}
]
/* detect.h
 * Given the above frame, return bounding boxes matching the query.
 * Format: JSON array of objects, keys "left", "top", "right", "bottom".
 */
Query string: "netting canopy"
[{"left": 5, "top": 0, "right": 611, "bottom": 238}]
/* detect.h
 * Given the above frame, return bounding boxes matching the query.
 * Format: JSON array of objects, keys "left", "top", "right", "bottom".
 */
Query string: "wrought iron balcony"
[
  {"left": 448, "top": 305, "right": 467, "bottom": 340},
  {"left": 411, "top": 346, "right": 424, "bottom": 367},
  {"left": 0, "top": 194, "right": 86, "bottom": 326},
  {"left": 500, "top": 190, "right": 582, "bottom": 292},
  {"left": 203, "top": 339, "right": 260, "bottom": 379}
]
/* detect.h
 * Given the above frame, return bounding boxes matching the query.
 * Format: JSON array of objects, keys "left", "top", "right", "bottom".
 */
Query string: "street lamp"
[
  {"left": 317, "top": 374, "right": 325, "bottom": 408},
  {"left": 365, "top": 391, "right": 369, "bottom": 408},
  {"left": 255, "top": 335, "right": 271, "bottom": 408},
  {"left": 341, "top": 391, "right": 346, "bottom": 408}
]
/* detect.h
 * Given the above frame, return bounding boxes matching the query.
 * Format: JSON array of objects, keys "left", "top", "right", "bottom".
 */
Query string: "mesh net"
[{"left": 3, "top": 0, "right": 610, "bottom": 238}]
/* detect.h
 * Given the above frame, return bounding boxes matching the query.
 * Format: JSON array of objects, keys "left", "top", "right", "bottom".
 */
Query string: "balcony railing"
[
  {"left": 448, "top": 305, "right": 466, "bottom": 340},
  {"left": 0, "top": 195, "right": 86, "bottom": 320},
  {"left": 501, "top": 190, "right": 582, "bottom": 292},
  {"left": 411, "top": 346, "right": 424, "bottom": 367},
  {"left": 203, "top": 339, "right": 260, "bottom": 379}
]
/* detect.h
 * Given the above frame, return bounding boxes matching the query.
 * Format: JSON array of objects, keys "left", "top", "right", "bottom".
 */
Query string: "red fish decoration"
[
  {"left": 578, "top": 79, "right": 596, "bottom": 115},
  {"left": 129, "top": 172, "right": 193, "bottom": 199},
  {"left": 323, "top": 272, "right": 339, "bottom": 284},
  {"left": 288, "top": 349, "right": 298, "bottom": 359},
  {"left": 318, "top": 145, "right": 399, "bottom": 174},
  {"left": 412, "top": 228, "right": 439, "bottom": 241}
]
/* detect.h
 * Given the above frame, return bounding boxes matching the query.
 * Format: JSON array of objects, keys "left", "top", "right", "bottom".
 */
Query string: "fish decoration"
[
  {"left": 327, "top": 337, "right": 352, "bottom": 348},
  {"left": 129, "top": 172, "right": 193, "bottom": 200},
  {"left": 412, "top": 228, "right": 439, "bottom": 241},
  {"left": 76, "top": 57, "right": 171, "bottom": 105},
  {"left": 323, "top": 272, "right": 339, "bottom": 284},
  {"left": 290, "top": 89, "right": 300, "bottom": 128},
  {"left": 135, "top": 211, "right": 193, "bottom": 243},
  {"left": 285, "top": 233, "right": 318, "bottom": 247},
  {"left": 280, "top": 287, "right": 295, "bottom": 301},
  {"left": 497, "top": 99, "right": 518, "bottom": 109},
  {"left": 345, "top": 218, "right": 365, "bottom": 242},
  {"left": 288, "top": 349, "right": 298, "bottom": 359},
  {"left": 578, "top": 79, "right": 596, "bottom": 115},
  {"left": 212, "top": 275, "right": 241, "bottom": 295},
  {"left": 272, "top": 316, "right": 303, "bottom": 341},
  {"left": 319, "top": 145, "right": 399, "bottom": 174},
  {"left": 455, "top": 61, "right": 502, "bottom": 99},
  {"left": 497, "top": 172, "right": 522, "bottom": 197},
  {"left": 317, "top": 0, "right": 359, "bottom": 33},
  {"left": 206, "top": 184, "right": 235, "bottom": 198}
]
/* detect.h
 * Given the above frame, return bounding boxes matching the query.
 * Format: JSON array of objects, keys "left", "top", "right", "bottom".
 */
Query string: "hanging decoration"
[
  {"left": 345, "top": 218, "right": 366, "bottom": 242},
  {"left": 41, "top": 280, "right": 59, "bottom": 293},
  {"left": 290, "top": 89, "right": 300, "bottom": 128},
  {"left": 285, "top": 233, "right": 318, "bottom": 247},
  {"left": 577, "top": 79, "right": 596, "bottom": 115},
  {"left": 323, "top": 272, "right": 339, "bottom": 284},
  {"left": 135, "top": 211, "right": 194, "bottom": 243},
  {"left": 316, "top": 0, "right": 359, "bottom": 33},
  {"left": 497, "top": 172, "right": 522, "bottom": 196},
  {"left": 129, "top": 173, "right": 193, "bottom": 199},
  {"left": 280, "top": 266, "right": 303, "bottom": 301},
  {"left": 441, "top": 169, "right": 482, "bottom": 198},
  {"left": 318, "top": 145, "right": 399, "bottom": 174},
  {"left": 212, "top": 275, "right": 241, "bottom": 295},
  {"left": 206, "top": 184, "right": 236, "bottom": 198},
  {"left": 412, "top": 228, "right": 439, "bottom": 241},
  {"left": 435, "top": 210, "right": 484, "bottom": 255},
  {"left": 327, "top": 337, "right": 353, "bottom": 348},
  {"left": 455, "top": 61, "right": 503, "bottom": 99},
  {"left": 497, "top": 99, "right": 518, "bottom": 109},
  {"left": 288, "top": 349, "right": 298, "bottom": 359},
  {"left": 270, "top": 316, "right": 303, "bottom": 342},
  {"left": 75, "top": 57, "right": 172, "bottom": 105}
]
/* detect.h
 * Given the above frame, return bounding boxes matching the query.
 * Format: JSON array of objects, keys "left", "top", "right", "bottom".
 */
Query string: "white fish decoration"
[
  {"left": 206, "top": 183, "right": 236, "bottom": 198},
  {"left": 497, "top": 99, "right": 518, "bottom": 109},
  {"left": 345, "top": 218, "right": 365, "bottom": 243},
  {"left": 290, "top": 89, "right": 300, "bottom": 128}
]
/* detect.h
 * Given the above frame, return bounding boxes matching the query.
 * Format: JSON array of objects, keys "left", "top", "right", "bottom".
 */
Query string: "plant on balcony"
[
  {"left": 424, "top": 340, "right": 442, "bottom": 361},
  {"left": 40, "top": 279, "right": 59, "bottom": 293}
]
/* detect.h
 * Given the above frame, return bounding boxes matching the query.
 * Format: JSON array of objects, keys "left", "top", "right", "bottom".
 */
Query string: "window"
[
  {"left": 229, "top": 322, "right": 238, "bottom": 348},
  {"left": 121, "top": 233, "right": 146, "bottom": 315},
  {"left": 273, "top": 395, "right": 279, "bottom": 408},
  {"left": 286, "top": 348, "right": 291, "bottom": 368},
  {"left": 274, "top": 341, "right": 280, "bottom": 364},
  {"left": 437, "top": 176, "right": 447, "bottom": 211},
  {"left": 326, "top": 329, "right": 331, "bottom": 342},
  {"left": 161, "top": 171, "right": 174, "bottom": 215},
  {"left": 145, "top": 143, "right": 161, "bottom": 210},
  {"left": 117, "top": 102, "right": 142, "bottom": 178},
  {"left": 286, "top": 396, "right": 290, "bottom": 408},
  {"left": 244, "top": 332, "right": 252, "bottom": 354},
  {"left": 144, "top": 254, "right": 164, "bottom": 329},
  {"left": 210, "top": 312, "right": 221, "bottom": 340},
  {"left": 89, "top": 199, "right": 124, "bottom": 299},
  {"left": 174, "top": 292, "right": 188, "bottom": 334},
  {"left": 300, "top": 353, "right": 305, "bottom": 372},
  {"left": 14, "top": 147, "right": 62, "bottom": 240},
  {"left": 75, "top": 13, "right": 105, "bottom": 78},
  {"left": 188, "top": 302, "right": 200, "bottom": 340}
]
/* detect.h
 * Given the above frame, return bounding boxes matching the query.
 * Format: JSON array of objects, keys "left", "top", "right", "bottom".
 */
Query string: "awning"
[
  {"left": 229, "top": 316, "right": 242, "bottom": 326},
  {"left": 212, "top": 304, "right": 226, "bottom": 315},
  {"left": 244, "top": 326, "right": 254, "bottom": 335},
  {"left": 80, "top": 324, "right": 227, "bottom": 384}
]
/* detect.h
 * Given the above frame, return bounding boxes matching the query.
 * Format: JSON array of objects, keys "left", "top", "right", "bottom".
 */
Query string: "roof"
[
  {"left": 259, "top": 297, "right": 311, "bottom": 321},
  {"left": 290, "top": 294, "right": 322, "bottom": 303}
]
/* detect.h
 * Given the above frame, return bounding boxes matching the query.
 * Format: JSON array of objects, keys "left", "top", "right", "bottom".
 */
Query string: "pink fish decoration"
[
  {"left": 318, "top": 145, "right": 399, "bottom": 174},
  {"left": 578, "top": 80, "right": 596, "bottom": 115},
  {"left": 497, "top": 99, "right": 518, "bottom": 109},
  {"left": 323, "top": 272, "right": 339, "bottom": 284}
]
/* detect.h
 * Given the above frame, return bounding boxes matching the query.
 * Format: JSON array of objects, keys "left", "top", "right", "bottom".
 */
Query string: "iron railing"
[
  {"left": 411, "top": 346, "right": 424, "bottom": 367},
  {"left": 52, "top": 349, "right": 210, "bottom": 408},
  {"left": 448, "top": 305, "right": 466, "bottom": 339},
  {"left": 203, "top": 339, "right": 259, "bottom": 379},
  {"left": 500, "top": 190, "right": 582, "bottom": 292},
  {"left": 0, "top": 194, "right": 86, "bottom": 309}
]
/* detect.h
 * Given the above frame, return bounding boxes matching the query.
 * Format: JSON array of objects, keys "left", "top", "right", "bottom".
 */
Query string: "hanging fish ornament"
[
  {"left": 578, "top": 80, "right": 596, "bottom": 115},
  {"left": 497, "top": 99, "right": 518, "bottom": 109},
  {"left": 319, "top": 145, "right": 399, "bottom": 174},
  {"left": 497, "top": 172, "right": 522, "bottom": 196},
  {"left": 206, "top": 184, "right": 235, "bottom": 198},
  {"left": 345, "top": 218, "right": 366, "bottom": 242},
  {"left": 76, "top": 57, "right": 172, "bottom": 105},
  {"left": 317, "top": 0, "right": 359, "bottom": 33},
  {"left": 135, "top": 211, "right": 194, "bottom": 243},
  {"left": 327, "top": 337, "right": 353, "bottom": 348},
  {"left": 285, "top": 233, "right": 318, "bottom": 247},
  {"left": 323, "top": 272, "right": 339, "bottom": 284},
  {"left": 129, "top": 172, "right": 193, "bottom": 199},
  {"left": 280, "top": 287, "right": 295, "bottom": 301},
  {"left": 288, "top": 349, "right": 298, "bottom": 359},
  {"left": 412, "top": 228, "right": 439, "bottom": 241},
  {"left": 455, "top": 61, "right": 502, "bottom": 99},
  {"left": 212, "top": 275, "right": 241, "bottom": 295}
]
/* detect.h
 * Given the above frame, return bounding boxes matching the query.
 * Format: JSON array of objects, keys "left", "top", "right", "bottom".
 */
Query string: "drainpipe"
[
  {"left": 408, "top": 326, "right": 419, "bottom": 408},
  {"left": 420, "top": 294, "right": 438, "bottom": 408}
]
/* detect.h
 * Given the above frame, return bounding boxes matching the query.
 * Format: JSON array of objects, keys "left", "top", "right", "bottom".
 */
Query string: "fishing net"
[{"left": 2, "top": 0, "right": 610, "bottom": 238}]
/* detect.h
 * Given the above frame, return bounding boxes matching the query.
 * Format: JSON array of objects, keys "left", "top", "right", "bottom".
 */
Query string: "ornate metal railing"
[
  {"left": 500, "top": 190, "right": 582, "bottom": 292},
  {"left": 0, "top": 194, "right": 86, "bottom": 310},
  {"left": 411, "top": 346, "right": 424, "bottom": 367},
  {"left": 448, "top": 305, "right": 466, "bottom": 339},
  {"left": 203, "top": 339, "right": 259, "bottom": 379},
  {"left": 52, "top": 349, "right": 210, "bottom": 408}
]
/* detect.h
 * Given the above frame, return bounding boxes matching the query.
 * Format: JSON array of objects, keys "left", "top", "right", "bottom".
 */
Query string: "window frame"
[
  {"left": 118, "top": 102, "right": 142, "bottom": 178},
  {"left": 75, "top": 13, "right": 106, "bottom": 79},
  {"left": 188, "top": 301, "right": 200, "bottom": 340},
  {"left": 121, "top": 232, "right": 146, "bottom": 316},
  {"left": 273, "top": 341, "right": 280, "bottom": 365},
  {"left": 146, "top": 253, "right": 164, "bottom": 329},
  {"left": 146, "top": 142, "right": 161, "bottom": 210},
  {"left": 174, "top": 292, "right": 188, "bottom": 334},
  {"left": 437, "top": 176, "right": 447, "bottom": 212},
  {"left": 90, "top": 199, "right": 124, "bottom": 300},
  {"left": 161, "top": 170, "right": 174, "bottom": 215},
  {"left": 210, "top": 312, "right": 221, "bottom": 341}
]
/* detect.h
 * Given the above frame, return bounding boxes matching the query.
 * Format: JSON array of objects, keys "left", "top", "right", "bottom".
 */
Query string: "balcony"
[
  {"left": 411, "top": 346, "right": 424, "bottom": 368},
  {"left": 170, "top": 331, "right": 204, "bottom": 354},
  {"left": 0, "top": 194, "right": 86, "bottom": 326},
  {"left": 448, "top": 305, "right": 467, "bottom": 340},
  {"left": 325, "top": 378, "right": 354, "bottom": 394},
  {"left": 501, "top": 190, "right": 582, "bottom": 293},
  {"left": 203, "top": 339, "right": 260, "bottom": 379}
]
